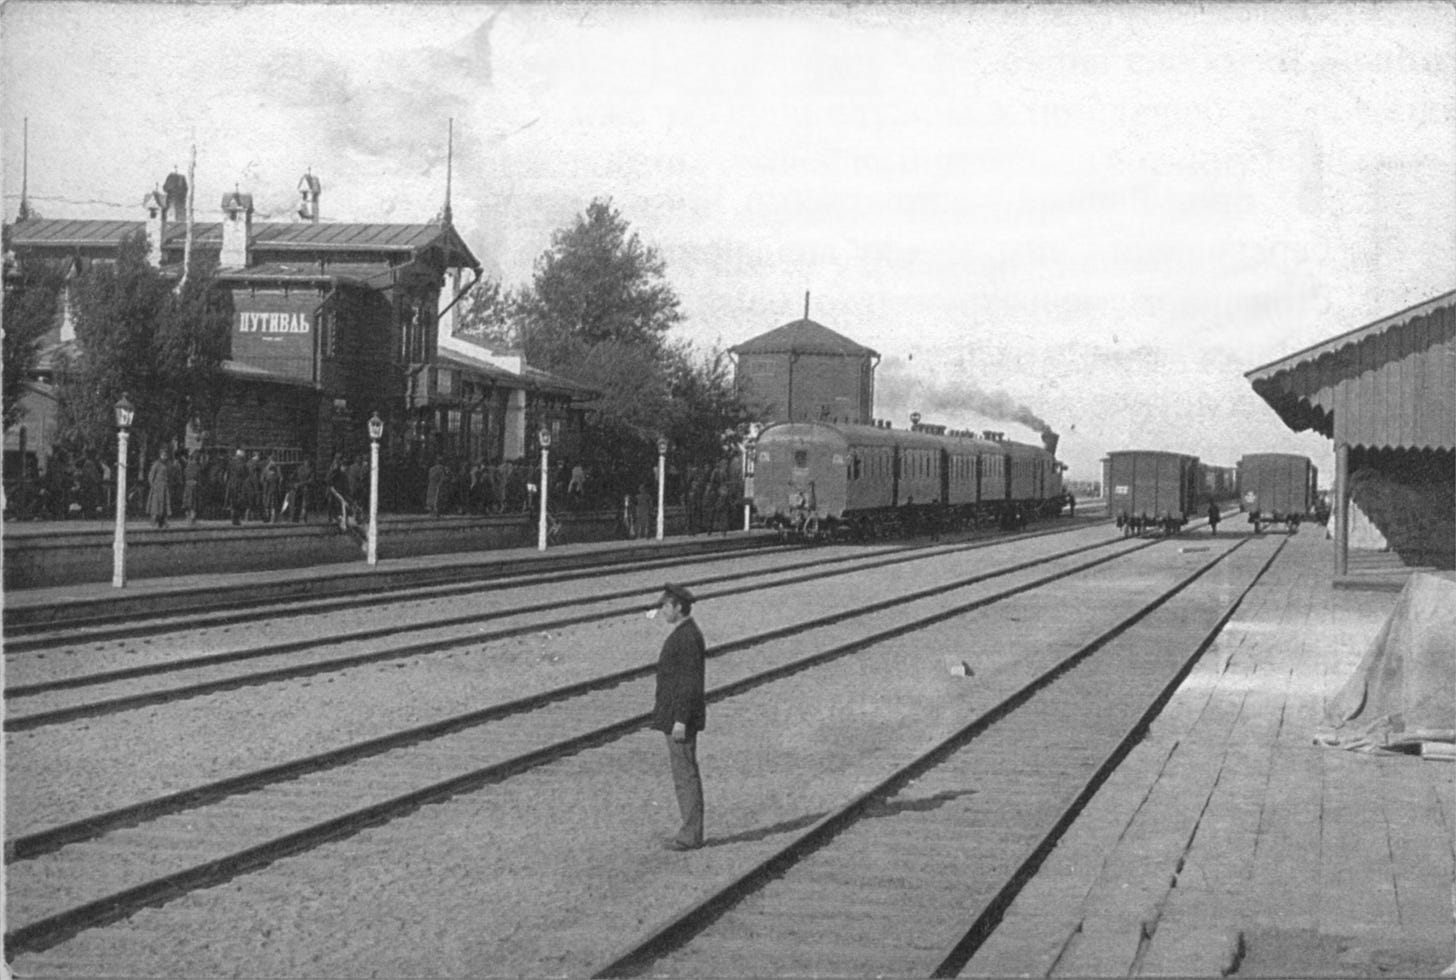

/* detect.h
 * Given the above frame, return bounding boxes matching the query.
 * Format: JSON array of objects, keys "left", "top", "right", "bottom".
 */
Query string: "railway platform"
[
  {"left": 1, "top": 527, "right": 777, "bottom": 631},
  {"left": 965, "top": 528, "right": 1455, "bottom": 978}
]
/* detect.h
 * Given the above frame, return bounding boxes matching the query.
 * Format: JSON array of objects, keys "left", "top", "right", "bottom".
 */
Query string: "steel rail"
[
  {"left": 5, "top": 524, "right": 1110, "bottom": 729},
  {"left": 5, "top": 518, "right": 1089, "bottom": 651},
  {"left": 2, "top": 538, "right": 797, "bottom": 650},
  {"left": 9, "top": 531, "right": 1152, "bottom": 859},
  {"left": 4, "top": 533, "right": 1172, "bottom": 955},
  {"left": 587, "top": 536, "right": 1281, "bottom": 978}
]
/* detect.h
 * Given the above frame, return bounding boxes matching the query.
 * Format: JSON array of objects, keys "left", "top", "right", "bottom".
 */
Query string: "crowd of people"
[
  {"left": 5, "top": 445, "right": 351, "bottom": 527},
  {"left": 678, "top": 460, "right": 744, "bottom": 536},
  {"left": 4, "top": 445, "right": 747, "bottom": 537}
]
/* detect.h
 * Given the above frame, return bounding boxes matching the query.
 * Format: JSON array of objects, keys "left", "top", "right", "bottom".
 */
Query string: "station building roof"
[
  {"left": 1245, "top": 289, "right": 1456, "bottom": 452},
  {"left": 435, "top": 345, "right": 599, "bottom": 402},
  {"left": 6, "top": 217, "right": 481, "bottom": 274},
  {"left": 730, "top": 318, "right": 879, "bottom": 358}
]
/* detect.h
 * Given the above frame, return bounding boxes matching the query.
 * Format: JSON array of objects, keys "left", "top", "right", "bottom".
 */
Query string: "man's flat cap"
[{"left": 660, "top": 582, "right": 696, "bottom": 606}]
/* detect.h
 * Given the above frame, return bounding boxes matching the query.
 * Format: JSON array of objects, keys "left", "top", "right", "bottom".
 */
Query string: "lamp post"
[
  {"left": 537, "top": 427, "right": 552, "bottom": 551},
  {"left": 656, "top": 437, "right": 668, "bottom": 541},
  {"left": 111, "top": 394, "right": 135, "bottom": 588},
  {"left": 743, "top": 423, "right": 761, "bottom": 532},
  {"left": 366, "top": 412, "right": 383, "bottom": 566}
]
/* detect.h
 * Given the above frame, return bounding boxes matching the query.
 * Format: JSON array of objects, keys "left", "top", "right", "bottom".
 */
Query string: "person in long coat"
[
  {"left": 243, "top": 453, "right": 264, "bottom": 522},
  {"left": 291, "top": 457, "right": 314, "bottom": 523},
  {"left": 182, "top": 451, "right": 202, "bottom": 525},
  {"left": 146, "top": 450, "right": 173, "bottom": 528},
  {"left": 685, "top": 466, "right": 705, "bottom": 535},
  {"left": 649, "top": 583, "right": 707, "bottom": 850},
  {"left": 262, "top": 455, "right": 282, "bottom": 523},
  {"left": 225, "top": 449, "right": 248, "bottom": 525},
  {"left": 636, "top": 481, "right": 654, "bottom": 539}
]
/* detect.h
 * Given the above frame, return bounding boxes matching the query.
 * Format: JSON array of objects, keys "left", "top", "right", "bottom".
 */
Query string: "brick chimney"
[
  {"left": 142, "top": 187, "right": 167, "bottom": 267},
  {"left": 220, "top": 188, "right": 254, "bottom": 268}
]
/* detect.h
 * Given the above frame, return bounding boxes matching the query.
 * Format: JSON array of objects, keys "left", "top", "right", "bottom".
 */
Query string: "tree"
[
  {"left": 516, "top": 198, "right": 682, "bottom": 372},
  {"left": 453, "top": 278, "right": 522, "bottom": 350},
  {"left": 1, "top": 253, "right": 65, "bottom": 432},
  {"left": 59, "top": 232, "right": 231, "bottom": 452},
  {"left": 661, "top": 340, "right": 753, "bottom": 464},
  {"left": 456, "top": 199, "right": 752, "bottom": 494}
]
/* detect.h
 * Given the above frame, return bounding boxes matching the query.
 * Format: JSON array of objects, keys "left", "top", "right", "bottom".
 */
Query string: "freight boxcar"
[
  {"left": 1105, "top": 450, "right": 1202, "bottom": 536},
  {"left": 1238, "top": 453, "right": 1317, "bottom": 533}
]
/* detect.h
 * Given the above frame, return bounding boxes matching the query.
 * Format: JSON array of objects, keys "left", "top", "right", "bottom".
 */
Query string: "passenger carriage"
[{"left": 750, "top": 420, "right": 1063, "bottom": 539}]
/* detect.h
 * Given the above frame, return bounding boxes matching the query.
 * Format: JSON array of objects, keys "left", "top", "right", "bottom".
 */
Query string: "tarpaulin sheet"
[{"left": 1315, "top": 572, "right": 1456, "bottom": 754}]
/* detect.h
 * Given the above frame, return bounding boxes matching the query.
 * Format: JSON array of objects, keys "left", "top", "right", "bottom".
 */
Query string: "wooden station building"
[{"left": 4, "top": 172, "right": 593, "bottom": 488}]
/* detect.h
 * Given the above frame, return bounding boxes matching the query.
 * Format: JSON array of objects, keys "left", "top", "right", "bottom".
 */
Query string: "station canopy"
[{"left": 1244, "top": 290, "right": 1455, "bottom": 451}]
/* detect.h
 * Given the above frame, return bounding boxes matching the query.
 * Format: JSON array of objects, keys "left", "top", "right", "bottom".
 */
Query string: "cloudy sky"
[{"left": 4, "top": 1, "right": 1453, "bottom": 482}]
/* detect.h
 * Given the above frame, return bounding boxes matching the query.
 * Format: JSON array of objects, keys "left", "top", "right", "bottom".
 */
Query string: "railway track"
[
  {"left": 5, "top": 525, "right": 1197, "bottom": 958},
  {"left": 591, "top": 535, "right": 1283, "bottom": 978},
  {"left": 5, "top": 517, "right": 1095, "bottom": 650},
  {"left": 2, "top": 538, "right": 797, "bottom": 650},
  {"left": 4, "top": 522, "right": 1111, "bottom": 731}
]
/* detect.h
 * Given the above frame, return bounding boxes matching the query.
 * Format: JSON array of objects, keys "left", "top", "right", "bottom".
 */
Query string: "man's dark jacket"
[{"left": 652, "top": 617, "right": 707, "bottom": 735}]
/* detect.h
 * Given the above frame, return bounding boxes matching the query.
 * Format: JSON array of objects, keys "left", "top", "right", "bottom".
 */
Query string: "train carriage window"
[{"left": 794, "top": 450, "right": 809, "bottom": 468}]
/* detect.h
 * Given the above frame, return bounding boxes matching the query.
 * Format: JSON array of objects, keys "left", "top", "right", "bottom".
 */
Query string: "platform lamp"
[
  {"left": 656, "top": 436, "right": 668, "bottom": 541},
  {"left": 537, "top": 427, "right": 552, "bottom": 551},
  {"left": 366, "top": 411, "right": 384, "bottom": 566},
  {"left": 743, "top": 422, "right": 762, "bottom": 532},
  {"left": 111, "top": 394, "right": 135, "bottom": 588}
]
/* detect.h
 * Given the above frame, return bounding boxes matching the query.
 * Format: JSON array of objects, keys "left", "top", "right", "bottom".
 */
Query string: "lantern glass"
[
  {"left": 114, "top": 396, "right": 135, "bottom": 429},
  {"left": 367, "top": 412, "right": 384, "bottom": 440},
  {"left": 657, "top": 438, "right": 668, "bottom": 455}
]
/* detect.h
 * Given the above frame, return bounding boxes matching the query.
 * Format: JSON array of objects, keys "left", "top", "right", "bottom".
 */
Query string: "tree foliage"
[
  {"left": 59, "top": 232, "right": 231, "bottom": 452},
  {"left": 452, "top": 198, "right": 753, "bottom": 490},
  {"left": 517, "top": 198, "right": 683, "bottom": 371},
  {"left": 2, "top": 254, "right": 66, "bottom": 432},
  {"left": 661, "top": 340, "right": 751, "bottom": 463},
  {"left": 452, "top": 278, "right": 522, "bottom": 350}
]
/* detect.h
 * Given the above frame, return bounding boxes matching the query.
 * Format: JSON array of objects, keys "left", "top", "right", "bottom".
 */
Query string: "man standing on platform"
[{"left": 648, "top": 583, "right": 707, "bottom": 851}]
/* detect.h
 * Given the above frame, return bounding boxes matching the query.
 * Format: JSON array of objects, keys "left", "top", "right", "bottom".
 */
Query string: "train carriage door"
[
  {"left": 791, "top": 445, "right": 812, "bottom": 512},
  {"left": 939, "top": 449, "right": 950, "bottom": 504},
  {"left": 974, "top": 452, "right": 983, "bottom": 503},
  {"left": 1003, "top": 454, "right": 1013, "bottom": 500},
  {"left": 792, "top": 446, "right": 811, "bottom": 484},
  {"left": 892, "top": 446, "right": 901, "bottom": 506}
]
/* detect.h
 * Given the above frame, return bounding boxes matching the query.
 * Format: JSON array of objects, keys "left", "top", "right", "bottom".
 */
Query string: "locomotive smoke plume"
[{"left": 916, "top": 381, "right": 1059, "bottom": 454}]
